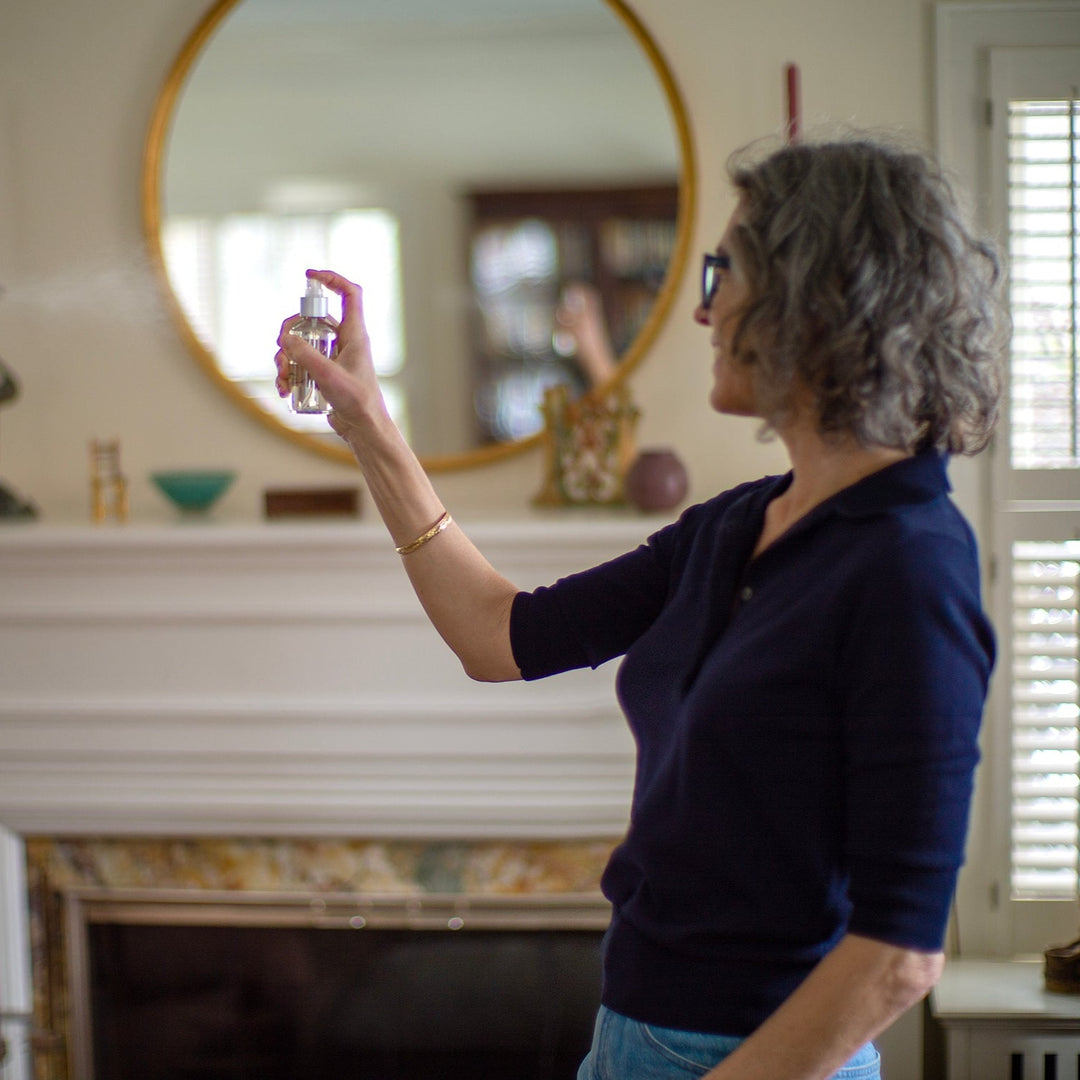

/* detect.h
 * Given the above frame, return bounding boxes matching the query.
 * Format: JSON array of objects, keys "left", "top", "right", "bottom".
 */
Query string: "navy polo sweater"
[{"left": 510, "top": 451, "right": 994, "bottom": 1036}]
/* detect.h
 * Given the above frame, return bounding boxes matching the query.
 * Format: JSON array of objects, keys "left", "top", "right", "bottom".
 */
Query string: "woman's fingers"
[
  {"left": 274, "top": 348, "right": 290, "bottom": 397},
  {"left": 304, "top": 269, "right": 364, "bottom": 329},
  {"left": 277, "top": 328, "right": 336, "bottom": 380},
  {"left": 277, "top": 312, "right": 301, "bottom": 339},
  {"left": 274, "top": 271, "right": 378, "bottom": 420}
]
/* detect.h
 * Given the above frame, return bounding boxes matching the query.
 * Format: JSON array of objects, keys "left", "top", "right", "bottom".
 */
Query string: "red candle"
[{"left": 785, "top": 62, "right": 801, "bottom": 143}]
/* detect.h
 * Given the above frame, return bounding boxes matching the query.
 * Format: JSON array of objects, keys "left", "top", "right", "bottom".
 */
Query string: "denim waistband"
[{"left": 578, "top": 1005, "right": 881, "bottom": 1080}]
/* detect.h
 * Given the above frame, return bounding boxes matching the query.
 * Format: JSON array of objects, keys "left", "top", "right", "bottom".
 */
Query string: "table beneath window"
[{"left": 930, "top": 959, "right": 1080, "bottom": 1079}]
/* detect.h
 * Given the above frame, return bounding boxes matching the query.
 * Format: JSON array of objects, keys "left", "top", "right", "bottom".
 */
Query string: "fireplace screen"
[{"left": 67, "top": 890, "right": 609, "bottom": 1080}]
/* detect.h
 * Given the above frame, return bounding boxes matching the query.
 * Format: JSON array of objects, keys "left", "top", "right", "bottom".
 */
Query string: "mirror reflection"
[{"left": 148, "top": 0, "right": 693, "bottom": 468}]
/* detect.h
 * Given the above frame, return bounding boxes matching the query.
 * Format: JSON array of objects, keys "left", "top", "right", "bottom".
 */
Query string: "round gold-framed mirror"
[{"left": 143, "top": 0, "right": 696, "bottom": 472}]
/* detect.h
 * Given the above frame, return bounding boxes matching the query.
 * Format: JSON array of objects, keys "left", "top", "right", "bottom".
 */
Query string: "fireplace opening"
[{"left": 67, "top": 890, "right": 610, "bottom": 1080}]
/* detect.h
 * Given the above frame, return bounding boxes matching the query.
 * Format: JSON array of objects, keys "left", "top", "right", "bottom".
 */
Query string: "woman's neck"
[{"left": 754, "top": 421, "right": 911, "bottom": 556}]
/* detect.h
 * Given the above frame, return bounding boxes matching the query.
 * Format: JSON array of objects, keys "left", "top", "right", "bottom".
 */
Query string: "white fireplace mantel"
[{"left": 0, "top": 516, "right": 649, "bottom": 840}]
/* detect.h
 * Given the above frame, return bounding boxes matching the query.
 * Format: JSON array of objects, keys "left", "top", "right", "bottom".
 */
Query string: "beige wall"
[{"left": 0, "top": 0, "right": 971, "bottom": 524}]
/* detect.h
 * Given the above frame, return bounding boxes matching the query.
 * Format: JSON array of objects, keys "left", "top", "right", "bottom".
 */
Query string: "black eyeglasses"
[{"left": 701, "top": 252, "right": 731, "bottom": 309}]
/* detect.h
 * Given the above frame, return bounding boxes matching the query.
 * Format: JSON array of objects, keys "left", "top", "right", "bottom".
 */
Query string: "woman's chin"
[{"left": 709, "top": 388, "right": 755, "bottom": 417}]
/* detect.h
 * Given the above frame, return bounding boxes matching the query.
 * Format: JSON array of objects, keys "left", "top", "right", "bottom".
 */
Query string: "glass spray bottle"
[{"left": 288, "top": 278, "right": 338, "bottom": 414}]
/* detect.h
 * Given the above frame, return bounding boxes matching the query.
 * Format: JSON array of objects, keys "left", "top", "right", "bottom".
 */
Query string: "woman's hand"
[{"left": 275, "top": 270, "right": 387, "bottom": 442}]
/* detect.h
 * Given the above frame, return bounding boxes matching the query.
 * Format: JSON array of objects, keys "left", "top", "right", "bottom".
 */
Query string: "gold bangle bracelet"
[{"left": 395, "top": 510, "right": 452, "bottom": 555}]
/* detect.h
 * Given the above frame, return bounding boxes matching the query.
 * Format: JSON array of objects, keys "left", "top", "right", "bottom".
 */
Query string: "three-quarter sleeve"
[
  {"left": 838, "top": 527, "right": 995, "bottom": 949},
  {"left": 509, "top": 533, "right": 676, "bottom": 681}
]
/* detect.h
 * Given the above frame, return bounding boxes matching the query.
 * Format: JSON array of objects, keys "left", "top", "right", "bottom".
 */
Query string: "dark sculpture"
[{"left": 0, "top": 351, "right": 38, "bottom": 519}]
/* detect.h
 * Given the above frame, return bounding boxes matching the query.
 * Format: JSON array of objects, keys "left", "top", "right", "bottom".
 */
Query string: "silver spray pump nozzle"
[{"left": 299, "top": 278, "right": 329, "bottom": 318}]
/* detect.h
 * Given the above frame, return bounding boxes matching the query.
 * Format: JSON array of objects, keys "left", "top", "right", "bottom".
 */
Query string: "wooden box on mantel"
[{"left": 263, "top": 486, "right": 360, "bottom": 519}]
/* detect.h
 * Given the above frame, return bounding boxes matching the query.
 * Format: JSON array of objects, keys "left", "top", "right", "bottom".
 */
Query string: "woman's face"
[{"left": 695, "top": 209, "right": 758, "bottom": 417}]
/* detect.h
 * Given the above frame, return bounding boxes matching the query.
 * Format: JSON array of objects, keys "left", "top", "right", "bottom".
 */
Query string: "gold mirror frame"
[{"left": 142, "top": 0, "right": 697, "bottom": 473}]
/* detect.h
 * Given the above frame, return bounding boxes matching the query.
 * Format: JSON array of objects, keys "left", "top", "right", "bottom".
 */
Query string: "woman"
[{"left": 275, "top": 135, "right": 1005, "bottom": 1080}]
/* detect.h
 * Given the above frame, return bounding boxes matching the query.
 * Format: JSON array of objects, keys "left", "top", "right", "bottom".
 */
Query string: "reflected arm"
[{"left": 556, "top": 283, "right": 618, "bottom": 387}]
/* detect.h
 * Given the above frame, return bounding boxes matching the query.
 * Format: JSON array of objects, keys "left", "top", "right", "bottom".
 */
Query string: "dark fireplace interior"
[{"left": 86, "top": 921, "right": 604, "bottom": 1080}]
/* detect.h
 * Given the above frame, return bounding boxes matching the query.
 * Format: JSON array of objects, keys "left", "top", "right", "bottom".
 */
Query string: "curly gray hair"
[{"left": 726, "top": 137, "right": 1007, "bottom": 454}]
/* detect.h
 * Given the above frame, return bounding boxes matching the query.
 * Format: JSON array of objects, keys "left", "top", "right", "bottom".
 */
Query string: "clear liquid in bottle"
[{"left": 288, "top": 279, "right": 337, "bottom": 414}]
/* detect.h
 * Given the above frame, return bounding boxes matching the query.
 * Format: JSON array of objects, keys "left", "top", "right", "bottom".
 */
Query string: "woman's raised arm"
[{"left": 275, "top": 270, "right": 522, "bottom": 683}]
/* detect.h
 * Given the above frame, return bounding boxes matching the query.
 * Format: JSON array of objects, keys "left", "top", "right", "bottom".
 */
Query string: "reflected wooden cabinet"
[{"left": 466, "top": 184, "right": 678, "bottom": 444}]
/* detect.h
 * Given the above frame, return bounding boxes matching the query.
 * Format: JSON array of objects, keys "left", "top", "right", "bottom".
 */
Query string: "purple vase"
[{"left": 625, "top": 448, "right": 689, "bottom": 512}]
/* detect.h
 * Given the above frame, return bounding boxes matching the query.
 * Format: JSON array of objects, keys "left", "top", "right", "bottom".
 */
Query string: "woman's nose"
[{"left": 693, "top": 302, "right": 710, "bottom": 326}]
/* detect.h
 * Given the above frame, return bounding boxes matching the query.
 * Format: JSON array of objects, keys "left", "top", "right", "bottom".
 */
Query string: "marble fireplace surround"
[
  {"left": 0, "top": 517, "right": 647, "bottom": 1079},
  {"left": 28, "top": 838, "right": 615, "bottom": 1079}
]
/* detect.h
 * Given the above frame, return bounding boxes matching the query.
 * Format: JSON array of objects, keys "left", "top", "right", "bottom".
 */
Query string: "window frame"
[{"left": 935, "top": 1, "right": 1080, "bottom": 958}]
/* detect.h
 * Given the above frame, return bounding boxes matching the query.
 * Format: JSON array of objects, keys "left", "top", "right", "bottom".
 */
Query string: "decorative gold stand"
[
  {"left": 88, "top": 440, "right": 128, "bottom": 524},
  {"left": 533, "top": 385, "right": 639, "bottom": 507}
]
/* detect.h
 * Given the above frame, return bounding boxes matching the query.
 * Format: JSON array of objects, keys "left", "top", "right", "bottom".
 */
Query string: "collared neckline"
[
  {"left": 746, "top": 450, "right": 949, "bottom": 525},
  {"left": 738, "top": 450, "right": 951, "bottom": 566},
  {"left": 828, "top": 449, "right": 951, "bottom": 518}
]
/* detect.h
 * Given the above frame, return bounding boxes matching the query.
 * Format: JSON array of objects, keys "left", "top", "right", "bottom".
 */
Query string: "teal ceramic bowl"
[{"left": 151, "top": 470, "right": 235, "bottom": 513}]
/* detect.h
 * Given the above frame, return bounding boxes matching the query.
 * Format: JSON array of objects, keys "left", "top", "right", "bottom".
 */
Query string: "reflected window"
[{"left": 163, "top": 210, "right": 408, "bottom": 439}]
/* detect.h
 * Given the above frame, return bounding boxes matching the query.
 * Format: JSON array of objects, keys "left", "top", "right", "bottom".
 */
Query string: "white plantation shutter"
[
  {"left": 989, "top": 46, "right": 1080, "bottom": 925},
  {"left": 1010, "top": 540, "right": 1080, "bottom": 898},
  {"left": 1006, "top": 98, "right": 1079, "bottom": 469}
]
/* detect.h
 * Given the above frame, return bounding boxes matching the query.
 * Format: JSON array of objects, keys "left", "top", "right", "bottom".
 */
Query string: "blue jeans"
[{"left": 577, "top": 1005, "right": 881, "bottom": 1079}]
